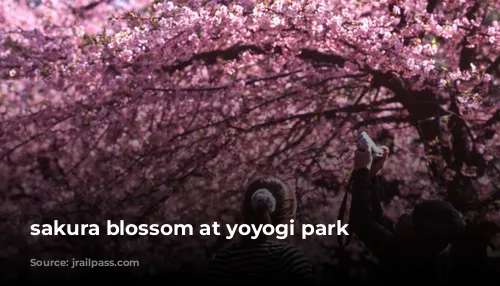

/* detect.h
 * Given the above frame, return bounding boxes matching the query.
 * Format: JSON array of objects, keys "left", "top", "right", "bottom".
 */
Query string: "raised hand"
[
  {"left": 354, "top": 149, "right": 373, "bottom": 171},
  {"left": 369, "top": 146, "right": 389, "bottom": 177}
]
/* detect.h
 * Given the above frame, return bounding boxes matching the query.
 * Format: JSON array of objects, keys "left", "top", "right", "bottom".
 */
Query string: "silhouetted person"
[
  {"left": 449, "top": 220, "right": 499, "bottom": 286},
  {"left": 203, "top": 177, "right": 315, "bottom": 284},
  {"left": 349, "top": 147, "right": 464, "bottom": 285}
]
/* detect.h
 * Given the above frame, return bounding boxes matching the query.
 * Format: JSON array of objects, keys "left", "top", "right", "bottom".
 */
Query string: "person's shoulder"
[
  {"left": 265, "top": 241, "right": 289, "bottom": 249},
  {"left": 208, "top": 242, "right": 239, "bottom": 262},
  {"left": 277, "top": 244, "right": 314, "bottom": 281},
  {"left": 280, "top": 243, "right": 305, "bottom": 253},
  {"left": 277, "top": 243, "right": 310, "bottom": 262}
]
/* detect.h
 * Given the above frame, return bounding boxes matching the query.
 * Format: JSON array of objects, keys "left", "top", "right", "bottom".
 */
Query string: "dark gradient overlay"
[{"left": 1, "top": 207, "right": 499, "bottom": 285}]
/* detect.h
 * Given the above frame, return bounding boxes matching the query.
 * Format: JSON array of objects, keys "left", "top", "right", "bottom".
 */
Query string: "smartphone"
[{"left": 357, "top": 131, "right": 384, "bottom": 157}]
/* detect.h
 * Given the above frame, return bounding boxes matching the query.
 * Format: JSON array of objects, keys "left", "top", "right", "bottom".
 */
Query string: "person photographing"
[{"left": 349, "top": 133, "right": 464, "bottom": 284}]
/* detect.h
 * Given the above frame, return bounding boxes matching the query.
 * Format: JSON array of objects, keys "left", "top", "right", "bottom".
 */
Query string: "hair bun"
[{"left": 251, "top": 189, "right": 276, "bottom": 213}]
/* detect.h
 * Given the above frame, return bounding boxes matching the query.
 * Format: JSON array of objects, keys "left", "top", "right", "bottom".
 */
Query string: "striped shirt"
[{"left": 203, "top": 240, "right": 315, "bottom": 284}]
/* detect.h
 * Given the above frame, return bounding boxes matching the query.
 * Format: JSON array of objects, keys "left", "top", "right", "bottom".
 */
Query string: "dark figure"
[
  {"left": 449, "top": 220, "right": 499, "bottom": 286},
  {"left": 203, "top": 177, "right": 315, "bottom": 284},
  {"left": 349, "top": 147, "right": 465, "bottom": 285}
]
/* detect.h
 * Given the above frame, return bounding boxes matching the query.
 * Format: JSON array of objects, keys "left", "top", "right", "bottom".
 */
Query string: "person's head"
[
  {"left": 395, "top": 200, "right": 464, "bottom": 255},
  {"left": 242, "top": 177, "right": 297, "bottom": 226}
]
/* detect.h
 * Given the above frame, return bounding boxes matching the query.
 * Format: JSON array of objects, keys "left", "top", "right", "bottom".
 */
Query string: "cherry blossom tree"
[{"left": 1, "top": 0, "right": 499, "bottom": 282}]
